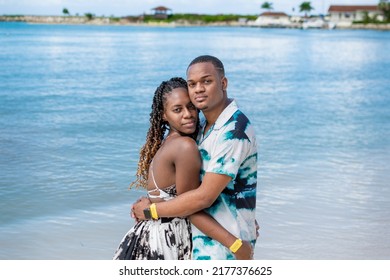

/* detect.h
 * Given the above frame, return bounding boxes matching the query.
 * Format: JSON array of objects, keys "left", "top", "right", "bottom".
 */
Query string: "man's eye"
[{"left": 188, "top": 83, "right": 195, "bottom": 88}]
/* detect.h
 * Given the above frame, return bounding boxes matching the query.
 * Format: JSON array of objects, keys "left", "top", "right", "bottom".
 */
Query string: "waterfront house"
[
  {"left": 328, "top": 5, "right": 381, "bottom": 26},
  {"left": 249, "top": 12, "right": 291, "bottom": 27},
  {"left": 302, "top": 17, "right": 336, "bottom": 29},
  {"left": 151, "top": 6, "right": 172, "bottom": 20}
]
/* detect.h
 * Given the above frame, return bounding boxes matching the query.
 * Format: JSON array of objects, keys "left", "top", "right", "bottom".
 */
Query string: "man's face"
[{"left": 186, "top": 62, "right": 227, "bottom": 113}]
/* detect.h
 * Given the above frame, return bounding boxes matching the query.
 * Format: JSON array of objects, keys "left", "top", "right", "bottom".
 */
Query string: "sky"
[{"left": 0, "top": 0, "right": 381, "bottom": 17}]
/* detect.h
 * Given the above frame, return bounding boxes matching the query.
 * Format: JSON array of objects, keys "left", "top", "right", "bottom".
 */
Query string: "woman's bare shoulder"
[{"left": 167, "top": 136, "right": 198, "bottom": 153}]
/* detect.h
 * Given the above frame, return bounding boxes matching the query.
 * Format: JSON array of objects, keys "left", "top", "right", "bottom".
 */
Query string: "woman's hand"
[{"left": 131, "top": 196, "right": 151, "bottom": 220}]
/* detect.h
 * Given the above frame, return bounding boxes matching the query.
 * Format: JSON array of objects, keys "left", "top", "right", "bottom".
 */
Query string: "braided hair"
[{"left": 130, "top": 77, "right": 197, "bottom": 189}]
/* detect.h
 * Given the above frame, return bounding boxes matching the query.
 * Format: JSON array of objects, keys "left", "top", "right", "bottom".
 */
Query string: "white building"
[
  {"left": 328, "top": 5, "right": 382, "bottom": 26},
  {"left": 249, "top": 12, "right": 291, "bottom": 27}
]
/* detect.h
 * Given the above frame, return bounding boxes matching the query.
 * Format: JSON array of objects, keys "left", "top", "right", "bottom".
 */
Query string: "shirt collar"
[
  {"left": 197, "top": 99, "right": 238, "bottom": 143},
  {"left": 213, "top": 99, "right": 238, "bottom": 130}
]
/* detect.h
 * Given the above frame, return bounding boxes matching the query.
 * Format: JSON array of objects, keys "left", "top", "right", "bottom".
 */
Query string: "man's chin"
[{"left": 196, "top": 104, "right": 208, "bottom": 111}]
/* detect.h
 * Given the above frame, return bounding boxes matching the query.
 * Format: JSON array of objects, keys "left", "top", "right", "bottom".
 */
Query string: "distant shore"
[
  {"left": 1, "top": 15, "right": 390, "bottom": 30},
  {"left": 0, "top": 15, "right": 245, "bottom": 27}
]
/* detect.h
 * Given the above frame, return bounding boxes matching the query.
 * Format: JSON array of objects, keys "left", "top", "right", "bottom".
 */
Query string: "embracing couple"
[{"left": 113, "top": 55, "right": 258, "bottom": 260}]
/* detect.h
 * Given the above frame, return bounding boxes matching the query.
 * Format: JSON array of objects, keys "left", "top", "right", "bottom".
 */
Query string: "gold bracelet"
[
  {"left": 150, "top": 203, "right": 158, "bottom": 220},
  {"left": 229, "top": 238, "right": 243, "bottom": 253}
]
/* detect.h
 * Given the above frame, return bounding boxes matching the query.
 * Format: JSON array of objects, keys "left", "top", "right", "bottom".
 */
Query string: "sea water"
[{"left": 0, "top": 22, "right": 389, "bottom": 259}]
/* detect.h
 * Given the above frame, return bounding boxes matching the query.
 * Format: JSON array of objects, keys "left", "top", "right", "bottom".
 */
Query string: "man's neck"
[{"left": 203, "top": 98, "right": 232, "bottom": 133}]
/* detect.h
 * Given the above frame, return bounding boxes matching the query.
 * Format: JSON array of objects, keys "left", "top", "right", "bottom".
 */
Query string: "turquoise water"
[{"left": 0, "top": 22, "right": 389, "bottom": 259}]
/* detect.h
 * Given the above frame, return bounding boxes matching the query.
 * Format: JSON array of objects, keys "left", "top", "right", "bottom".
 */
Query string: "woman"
[{"left": 113, "top": 77, "right": 251, "bottom": 260}]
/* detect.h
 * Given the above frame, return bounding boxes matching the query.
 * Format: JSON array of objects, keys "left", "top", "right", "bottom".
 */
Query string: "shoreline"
[{"left": 1, "top": 15, "right": 390, "bottom": 30}]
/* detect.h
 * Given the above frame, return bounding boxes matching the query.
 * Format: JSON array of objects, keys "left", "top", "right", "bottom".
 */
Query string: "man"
[{"left": 133, "top": 55, "right": 258, "bottom": 260}]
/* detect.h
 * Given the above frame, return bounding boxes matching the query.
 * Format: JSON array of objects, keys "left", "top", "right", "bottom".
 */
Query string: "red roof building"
[
  {"left": 253, "top": 11, "right": 291, "bottom": 27},
  {"left": 328, "top": 5, "right": 379, "bottom": 13},
  {"left": 259, "top": 12, "right": 289, "bottom": 17},
  {"left": 328, "top": 5, "right": 381, "bottom": 25}
]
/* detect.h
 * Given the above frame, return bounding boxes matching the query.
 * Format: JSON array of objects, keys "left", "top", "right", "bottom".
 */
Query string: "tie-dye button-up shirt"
[{"left": 192, "top": 99, "right": 258, "bottom": 260}]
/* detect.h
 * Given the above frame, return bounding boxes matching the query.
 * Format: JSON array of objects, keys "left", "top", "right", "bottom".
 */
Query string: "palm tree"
[
  {"left": 62, "top": 8, "right": 70, "bottom": 16},
  {"left": 299, "top": 1, "right": 314, "bottom": 17},
  {"left": 261, "top": 2, "right": 273, "bottom": 12}
]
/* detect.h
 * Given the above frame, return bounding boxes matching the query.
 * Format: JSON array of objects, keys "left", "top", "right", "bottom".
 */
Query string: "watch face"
[{"left": 143, "top": 208, "right": 152, "bottom": 219}]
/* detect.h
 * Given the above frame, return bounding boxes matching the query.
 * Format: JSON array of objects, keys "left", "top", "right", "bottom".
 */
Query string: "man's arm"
[
  {"left": 132, "top": 172, "right": 232, "bottom": 219},
  {"left": 190, "top": 211, "right": 253, "bottom": 259}
]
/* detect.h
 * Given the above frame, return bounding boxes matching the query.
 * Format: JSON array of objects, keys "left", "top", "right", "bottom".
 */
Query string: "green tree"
[
  {"left": 261, "top": 2, "right": 273, "bottom": 11},
  {"left": 378, "top": 0, "right": 390, "bottom": 22},
  {"left": 299, "top": 1, "right": 314, "bottom": 17},
  {"left": 62, "top": 8, "right": 70, "bottom": 16},
  {"left": 84, "top": 13, "right": 94, "bottom": 20},
  {"left": 362, "top": 11, "right": 372, "bottom": 23}
]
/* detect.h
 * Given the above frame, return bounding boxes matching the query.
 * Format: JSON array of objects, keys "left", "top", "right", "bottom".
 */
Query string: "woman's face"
[{"left": 163, "top": 87, "right": 198, "bottom": 135}]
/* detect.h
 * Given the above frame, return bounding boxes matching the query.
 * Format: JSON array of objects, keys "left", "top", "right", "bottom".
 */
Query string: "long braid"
[{"left": 130, "top": 77, "right": 189, "bottom": 189}]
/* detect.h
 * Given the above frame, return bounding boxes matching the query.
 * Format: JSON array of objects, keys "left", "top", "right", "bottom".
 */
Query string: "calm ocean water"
[{"left": 0, "top": 22, "right": 389, "bottom": 260}]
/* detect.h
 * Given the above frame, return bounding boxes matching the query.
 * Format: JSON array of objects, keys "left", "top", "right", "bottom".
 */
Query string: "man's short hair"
[{"left": 187, "top": 55, "right": 225, "bottom": 77}]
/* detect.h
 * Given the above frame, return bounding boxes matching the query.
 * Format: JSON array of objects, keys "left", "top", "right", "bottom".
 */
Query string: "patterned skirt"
[{"left": 113, "top": 217, "right": 192, "bottom": 260}]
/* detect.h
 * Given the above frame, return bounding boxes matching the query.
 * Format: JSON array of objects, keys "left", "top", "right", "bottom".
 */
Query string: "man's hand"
[
  {"left": 234, "top": 240, "right": 253, "bottom": 260},
  {"left": 132, "top": 196, "right": 151, "bottom": 220}
]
